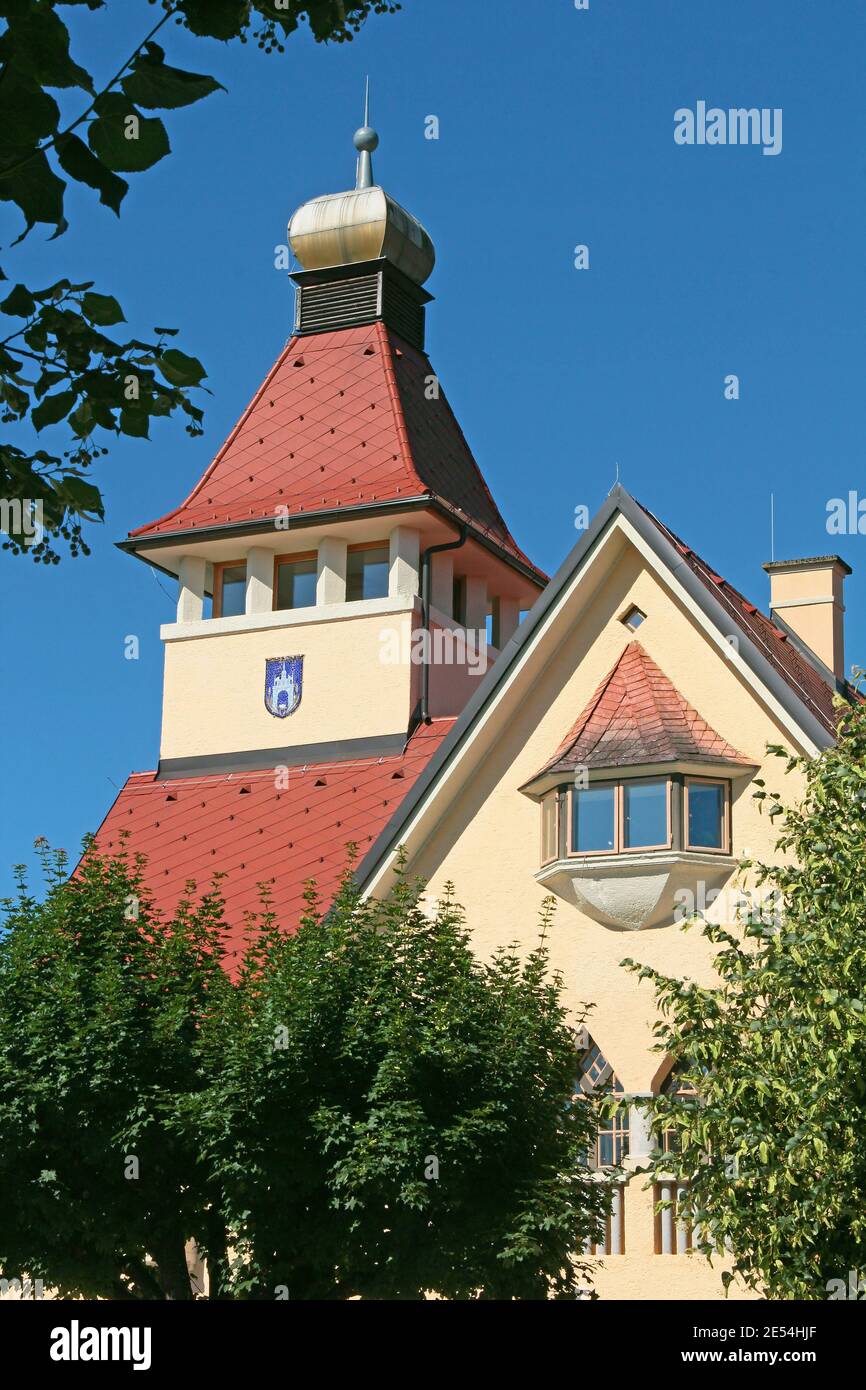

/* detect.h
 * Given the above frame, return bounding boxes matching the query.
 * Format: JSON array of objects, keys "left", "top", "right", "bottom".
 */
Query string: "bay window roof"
[{"left": 522, "top": 641, "right": 752, "bottom": 797}]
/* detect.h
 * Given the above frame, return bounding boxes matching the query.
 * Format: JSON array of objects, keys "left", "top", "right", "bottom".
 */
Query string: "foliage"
[
  {"left": 0, "top": 838, "right": 231, "bottom": 1298},
  {"left": 0, "top": 843, "right": 604, "bottom": 1299},
  {"left": 623, "top": 690, "right": 866, "bottom": 1299},
  {"left": 0, "top": 0, "right": 401, "bottom": 559}
]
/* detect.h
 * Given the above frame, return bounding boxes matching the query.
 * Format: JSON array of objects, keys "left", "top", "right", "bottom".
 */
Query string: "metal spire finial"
[{"left": 353, "top": 75, "right": 379, "bottom": 189}]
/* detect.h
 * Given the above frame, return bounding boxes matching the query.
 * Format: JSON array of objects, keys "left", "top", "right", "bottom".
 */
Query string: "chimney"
[{"left": 762, "top": 555, "right": 852, "bottom": 682}]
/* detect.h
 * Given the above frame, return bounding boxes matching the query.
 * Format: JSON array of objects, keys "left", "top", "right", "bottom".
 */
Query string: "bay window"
[
  {"left": 571, "top": 777, "right": 672, "bottom": 855},
  {"left": 544, "top": 774, "right": 731, "bottom": 861}
]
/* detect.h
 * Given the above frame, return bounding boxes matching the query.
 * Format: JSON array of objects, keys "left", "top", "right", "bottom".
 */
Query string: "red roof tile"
[
  {"left": 129, "top": 321, "right": 542, "bottom": 579},
  {"left": 89, "top": 720, "right": 454, "bottom": 969},
  {"left": 636, "top": 502, "right": 854, "bottom": 736},
  {"left": 538, "top": 641, "right": 749, "bottom": 775}
]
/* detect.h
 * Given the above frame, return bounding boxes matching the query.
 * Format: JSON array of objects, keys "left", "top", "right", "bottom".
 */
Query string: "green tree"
[
  {"left": 624, "top": 689, "right": 866, "bottom": 1300},
  {"left": 1, "top": 844, "right": 605, "bottom": 1299},
  {"left": 0, "top": 837, "right": 232, "bottom": 1299},
  {"left": 0, "top": 0, "right": 401, "bottom": 561},
  {"left": 190, "top": 869, "right": 606, "bottom": 1300}
]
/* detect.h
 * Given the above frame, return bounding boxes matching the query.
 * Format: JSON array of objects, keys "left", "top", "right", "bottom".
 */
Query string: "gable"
[{"left": 357, "top": 488, "right": 834, "bottom": 904}]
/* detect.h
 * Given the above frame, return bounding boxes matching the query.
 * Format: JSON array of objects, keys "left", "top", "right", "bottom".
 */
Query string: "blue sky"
[{"left": 2, "top": 0, "right": 865, "bottom": 895}]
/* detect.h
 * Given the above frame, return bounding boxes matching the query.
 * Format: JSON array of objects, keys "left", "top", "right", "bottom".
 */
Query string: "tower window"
[
  {"left": 213, "top": 561, "right": 246, "bottom": 618},
  {"left": 346, "top": 544, "right": 389, "bottom": 602},
  {"left": 275, "top": 553, "right": 317, "bottom": 611}
]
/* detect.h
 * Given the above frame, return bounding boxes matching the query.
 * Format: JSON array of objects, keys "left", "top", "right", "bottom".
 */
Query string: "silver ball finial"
[{"left": 353, "top": 125, "right": 379, "bottom": 153}]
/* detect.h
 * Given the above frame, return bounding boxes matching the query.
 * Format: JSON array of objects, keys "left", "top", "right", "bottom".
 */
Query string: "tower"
[{"left": 98, "top": 103, "right": 545, "bottom": 950}]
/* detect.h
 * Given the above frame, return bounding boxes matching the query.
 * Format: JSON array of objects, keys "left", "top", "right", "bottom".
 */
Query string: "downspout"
[{"left": 418, "top": 524, "right": 468, "bottom": 725}]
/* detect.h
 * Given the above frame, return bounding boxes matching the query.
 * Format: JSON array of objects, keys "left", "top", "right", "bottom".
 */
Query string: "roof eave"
[{"left": 117, "top": 495, "right": 547, "bottom": 588}]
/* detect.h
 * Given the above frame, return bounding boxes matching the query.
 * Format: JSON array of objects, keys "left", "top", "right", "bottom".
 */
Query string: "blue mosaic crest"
[{"left": 264, "top": 655, "right": 303, "bottom": 719}]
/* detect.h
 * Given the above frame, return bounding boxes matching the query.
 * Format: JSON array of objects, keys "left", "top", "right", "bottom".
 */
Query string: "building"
[{"left": 94, "top": 116, "right": 857, "bottom": 1299}]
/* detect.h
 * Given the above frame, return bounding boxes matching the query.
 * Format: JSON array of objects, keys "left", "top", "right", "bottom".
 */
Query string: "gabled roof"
[
  {"left": 90, "top": 719, "right": 454, "bottom": 969},
  {"left": 536, "top": 641, "right": 748, "bottom": 776},
  {"left": 638, "top": 501, "right": 855, "bottom": 738},
  {"left": 356, "top": 487, "right": 850, "bottom": 897},
  {"left": 127, "top": 321, "right": 543, "bottom": 580}
]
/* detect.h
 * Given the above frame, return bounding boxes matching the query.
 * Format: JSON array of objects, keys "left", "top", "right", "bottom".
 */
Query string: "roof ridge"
[{"left": 375, "top": 320, "right": 428, "bottom": 497}]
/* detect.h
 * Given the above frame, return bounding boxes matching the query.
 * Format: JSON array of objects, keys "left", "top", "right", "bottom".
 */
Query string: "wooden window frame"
[
  {"left": 540, "top": 790, "right": 559, "bottom": 865},
  {"left": 212, "top": 559, "right": 246, "bottom": 619},
  {"left": 621, "top": 777, "right": 673, "bottom": 853},
  {"left": 273, "top": 550, "right": 318, "bottom": 612},
  {"left": 684, "top": 776, "right": 731, "bottom": 855},
  {"left": 567, "top": 779, "right": 618, "bottom": 858},
  {"left": 567, "top": 776, "right": 672, "bottom": 858}
]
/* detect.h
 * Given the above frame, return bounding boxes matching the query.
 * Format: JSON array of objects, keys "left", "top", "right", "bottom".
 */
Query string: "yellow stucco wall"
[
  {"left": 395, "top": 536, "right": 810, "bottom": 1300},
  {"left": 160, "top": 606, "right": 419, "bottom": 760}
]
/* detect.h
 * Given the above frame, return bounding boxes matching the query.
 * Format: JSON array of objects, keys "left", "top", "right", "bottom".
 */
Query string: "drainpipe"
[{"left": 419, "top": 524, "right": 467, "bottom": 724}]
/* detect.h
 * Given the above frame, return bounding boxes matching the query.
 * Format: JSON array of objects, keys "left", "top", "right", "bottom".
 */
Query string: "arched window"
[
  {"left": 658, "top": 1060, "right": 700, "bottom": 1154},
  {"left": 577, "top": 1038, "right": 630, "bottom": 1168}
]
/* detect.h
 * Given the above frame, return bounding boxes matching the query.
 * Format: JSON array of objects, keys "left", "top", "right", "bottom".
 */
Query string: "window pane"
[
  {"left": 688, "top": 782, "right": 725, "bottom": 848},
  {"left": 346, "top": 546, "right": 389, "bottom": 601},
  {"left": 572, "top": 785, "right": 615, "bottom": 853},
  {"left": 623, "top": 780, "right": 667, "bottom": 848},
  {"left": 276, "top": 557, "right": 317, "bottom": 610},
  {"left": 219, "top": 565, "right": 246, "bottom": 617}
]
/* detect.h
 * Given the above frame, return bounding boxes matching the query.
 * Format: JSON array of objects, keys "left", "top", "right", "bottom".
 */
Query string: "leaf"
[
  {"left": 60, "top": 476, "right": 104, "bottom": 519},
  {"left": 119, "top": 408, "right": 150, "bottom": 439},
  {"left": 88, "top": 95, "right": 170, "bottom": 174},
  {"left": 0, "top": 71, "right": 60, "bottom": 165},
  {"left": 81, "top": 292, "right": 126, "bottom": 327},
  {"left": 31, "top": 390, "right": 77, "bottom": 431},
  {"left": 122, "top": 48, "right": 224, "bottom": 111},
  {"left": 159, "top": 348, "right": 206, "bottom": 387},
  {"left": 0, "top": 149, "right": 66, "bottom": 239},
  {"left": 0, "top": 7, "right": 94, "bottom": 94},
  {"left": 178, "top": 0, "right": 250, "bottom": 41},
  {"left": 55, "top": 133, "right": 128, "bottom": 215},
  {"left": 1, "top": 284, "right": 36, "bottom": 318}
]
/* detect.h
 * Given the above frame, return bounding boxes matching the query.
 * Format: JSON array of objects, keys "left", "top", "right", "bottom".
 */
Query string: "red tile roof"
[
  {"left": 537, "top": 641, "right": 749, "bottom": 776},
  {"left": 129, "top": 321, "right": 542, "bottom": 580},
  {"left": 637, "top": 502, "right": 854, "bottom": 737},
  {"left": 90, "top": 720, "right": 454, "bottom": 970}
]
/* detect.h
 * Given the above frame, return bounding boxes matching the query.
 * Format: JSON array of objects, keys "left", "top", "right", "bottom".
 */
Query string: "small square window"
[
  {"left": 621, "top": 605, "right": 646, "bottom": 631},
  {"left": 347, "top": 545, "right": 389, "bottom": 602}
]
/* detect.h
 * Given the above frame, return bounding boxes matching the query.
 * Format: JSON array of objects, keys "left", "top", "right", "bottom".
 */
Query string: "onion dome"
[{"left": 288, "top": 86, "right": 435, "bottom": 287}]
